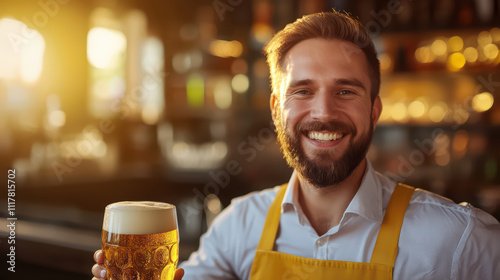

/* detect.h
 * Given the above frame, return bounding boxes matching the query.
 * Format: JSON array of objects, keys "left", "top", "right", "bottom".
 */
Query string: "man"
[{"left": 92, "top": 11, "right": 500, "bottom": 280}]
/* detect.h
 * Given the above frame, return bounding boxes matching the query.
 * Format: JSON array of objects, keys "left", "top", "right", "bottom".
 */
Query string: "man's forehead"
[
  {"left": 283, "top": 38, "right": 364, "bottom": 65},
  {"left": 281, "top": 38, "right": 371, "bottom": 84}
]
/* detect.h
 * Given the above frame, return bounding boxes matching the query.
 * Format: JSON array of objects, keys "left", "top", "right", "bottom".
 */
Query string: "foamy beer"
[{"left": 101, "top": 201, "right": 179, "bottom": 280}]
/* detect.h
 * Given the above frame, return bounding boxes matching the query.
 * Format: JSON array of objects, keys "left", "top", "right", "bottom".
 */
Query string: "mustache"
[{"left": 295, "top": 120, "right": 356, "bottom": 136}]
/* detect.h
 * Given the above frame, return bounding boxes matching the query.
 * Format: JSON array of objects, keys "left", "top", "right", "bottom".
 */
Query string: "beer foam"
[{"left": 103, "top": 201, "right": 178, "bottom": 235}]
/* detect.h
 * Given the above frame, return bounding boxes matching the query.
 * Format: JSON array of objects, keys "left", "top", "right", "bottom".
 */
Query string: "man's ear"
[
  {"left": 270, "top": 93, "right": 278, "bottom": 124},
  {"left": 371, "top": 96, "right": 382, "bottom": 128}
]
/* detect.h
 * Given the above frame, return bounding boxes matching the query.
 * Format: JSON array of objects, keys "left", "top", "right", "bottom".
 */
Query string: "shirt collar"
[
  {"left": 281, "top": 159, "right": 384, "bottom": 223},
  {"left": 344, "top": 160, "right": 384, "bottom": 223},
  {"left": 282, "top": 170, "right": 299, "bottom": 212}
]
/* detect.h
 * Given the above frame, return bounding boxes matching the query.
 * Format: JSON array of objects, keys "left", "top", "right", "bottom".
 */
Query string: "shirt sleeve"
[
  {"left": 452, "top": 205, "right": 500, "bottom": 280},
  {"left": 179, "top": 202, "right": 241, "bottom": 280}
]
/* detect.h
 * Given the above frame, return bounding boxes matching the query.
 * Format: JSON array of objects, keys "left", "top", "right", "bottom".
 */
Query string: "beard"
[{"left": 275, "top": 111, "right": 374, "bottom": 188}]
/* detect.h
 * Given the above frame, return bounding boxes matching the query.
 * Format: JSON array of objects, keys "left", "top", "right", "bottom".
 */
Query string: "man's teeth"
[{"left": 308, "top": 131, "right": 344, "bottom": 141}]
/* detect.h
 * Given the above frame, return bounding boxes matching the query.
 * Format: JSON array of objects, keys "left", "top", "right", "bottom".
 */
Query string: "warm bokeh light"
[
  {"left": 477, "top": 47, "right": 487, "bottom": 62},
  {"left": 205, "top": 193, "right": 222, "bottom": 227},
  {"left": 472, "top": 92, "right": 494, "bottom": 112},
  {"left": 142, "top": 106, "right": 161, "bottom": 125},
  {"left": 435, "top": 152, "right": 451, "bottom": 166},
  {"left": 142, "top": 37, "right": 164, "bottom": 70},
  {"left": 78, "top": 138, "right": 107, "bottom": 158},
  {"left": 231, "top": 74, "right": 249, "bottom": 93},
  {"left": 431, "top": 39, "right": 447, "bottom": 56},
  {"left": 251, "top": 23, "right": 274, "bottom": 45},
  {"left": 447, "top": 52, "right": 466, "bottom": 71},
  {"left": 483, "top": 44, "right": 499, "bottom": 60},
  {"left": 20, "top": 36, "right": 46, "bottom": 83},
  {"left": 0, "top": 18, "right": 19, "bottom": 80},
  {"left": 463, "top": 47, "right": 479, "bottom": 63},
  {"left": 378, "top": 53, "right": 392, "bottom": 71},
  {"left": 48, "top": 110, "right": 66, "bottom": 127},
  {"left": 0, "top": 18, "right": 45, "bottom": 83},
  {"left": 140, "top": 37, "right": 165, "bottom": 125},
  {"left": 391, "top": 102, "right": 408, "bottom": 121},
  {"left": 169, "top": 141, "right": 228, "bottom": 170},
  {"left": 206, "top": 194, "right": 222, "bottom": 214},
  {"left": 448, "top": 36, "right": 464, "bottom": 52},
  {"left": 57, "top": 128, "right": 109, "bottom": 160},
  {"left": 87, "top": 27, "right": 126, "bottom": 69},
  {"left": 413, "top": 31, "right": 499, "bottom": 68},
  {"left": 415, "top": 46, "right": 434, "bottom": 63},
  {"left": 209, "top": 39, "right": 243, "bottom": 58},
  {"left": 408, "top": 100, "right": 427, "bottom": 118},
  {"left": 477, "top": 31, "right": 492, "bottom": 46},
  {"left": 429, "top": 102, "right": 448, "bottom": 122},
  {"left": 214, "top": 77, "right": 232, "bottom": 109}
]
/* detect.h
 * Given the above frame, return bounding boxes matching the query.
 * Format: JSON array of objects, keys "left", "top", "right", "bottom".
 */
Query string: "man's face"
[{"left": 271, "top": 38, "right": 382, "bottom": 188}]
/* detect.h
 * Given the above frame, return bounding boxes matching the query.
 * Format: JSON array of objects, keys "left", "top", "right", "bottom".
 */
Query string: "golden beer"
[{"left": 102, "top": 201, "right": 179, "bottom": 280}]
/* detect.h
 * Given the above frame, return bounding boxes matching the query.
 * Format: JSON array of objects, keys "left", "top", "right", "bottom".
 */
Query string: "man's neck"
[{"left": 297, "top": 159, "right": 368, "bottom": 236}]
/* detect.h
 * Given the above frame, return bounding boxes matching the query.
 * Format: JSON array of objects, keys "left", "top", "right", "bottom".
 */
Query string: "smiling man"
[
  {"left": 271, "top": 36, "right": 381, "bottom": 236},
  {"left": 92, "top": 11, "right": 500, "bottom": 280}
]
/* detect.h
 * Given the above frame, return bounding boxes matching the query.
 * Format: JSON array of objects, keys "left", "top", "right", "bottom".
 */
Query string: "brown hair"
[{"left": 264, "top": 11, "right": 380, "bottom": 102}]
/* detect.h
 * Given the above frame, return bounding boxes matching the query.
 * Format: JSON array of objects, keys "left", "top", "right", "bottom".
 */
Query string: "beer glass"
[{"left": 101, "top": 201, "right": 179, "bottom": 280}]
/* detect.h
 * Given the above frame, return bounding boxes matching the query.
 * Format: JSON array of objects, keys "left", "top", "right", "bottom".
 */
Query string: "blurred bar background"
[{"left": 0, "top": 0, "right": 499, "bottom": 279}]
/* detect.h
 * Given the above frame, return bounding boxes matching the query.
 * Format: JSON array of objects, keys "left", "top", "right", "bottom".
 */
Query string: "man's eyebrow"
[
  {"left": 334, "top": 78, "right": 366, "bottom": 91},
  {"left": 288, "top": 79, "right": 314, "bottom": 89},
  {"left": 288, "top": 78, "right": 367, "bottom": 91}
]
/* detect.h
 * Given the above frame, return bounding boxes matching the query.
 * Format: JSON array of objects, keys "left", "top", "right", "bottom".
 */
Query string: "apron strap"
[
  {"left": 370, "top": 183, "right": 415, "bottom": 266},
  {"left": 256, "top": 184, "right": 288, "bottom": 251}
]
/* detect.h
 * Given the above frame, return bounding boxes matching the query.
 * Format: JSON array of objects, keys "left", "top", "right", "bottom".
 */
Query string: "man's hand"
[{"left": 91, "top": 249, "right": 184, "bottom": 280}]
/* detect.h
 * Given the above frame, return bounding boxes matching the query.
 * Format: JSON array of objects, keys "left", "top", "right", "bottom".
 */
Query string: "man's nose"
[{"left": 309, "top": 92, "right": 340, "bottom": 121}]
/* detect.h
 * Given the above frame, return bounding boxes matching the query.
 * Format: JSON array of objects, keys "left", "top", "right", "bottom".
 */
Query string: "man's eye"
[
  {"left": 339, "top": 90, "right": 354, "bottom": 95},
  {"left": 294, "top": 90, "right": 311, "bottom": 95}
]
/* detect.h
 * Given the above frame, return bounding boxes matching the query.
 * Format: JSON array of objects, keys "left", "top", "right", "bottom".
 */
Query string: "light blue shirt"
[{"left": 180, "top": 161, "right": 500, "bottom": 279}]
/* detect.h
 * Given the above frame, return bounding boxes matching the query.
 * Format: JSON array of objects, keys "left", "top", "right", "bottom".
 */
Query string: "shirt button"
[{"left": 316, "top": 239, "right": 325, "bottom": 247}]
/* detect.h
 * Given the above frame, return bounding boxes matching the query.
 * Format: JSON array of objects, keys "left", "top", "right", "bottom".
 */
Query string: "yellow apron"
[{"left": 250, "top": 183, "right": 415, "bottom": 280}]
